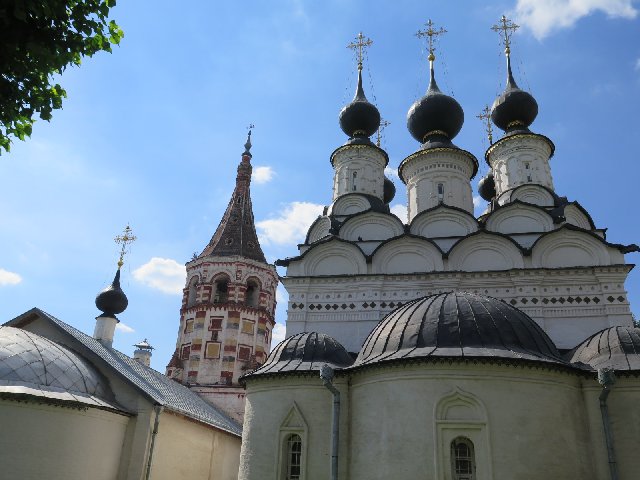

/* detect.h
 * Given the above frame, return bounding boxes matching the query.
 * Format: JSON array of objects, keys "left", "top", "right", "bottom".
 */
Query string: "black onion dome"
[
  {"left": 355, "top": 291, "right": 565, "bottom": 367},
  {"left": 95, "top": 269, "right": 128, "bottom": 317},
  {"left": 383, "top": 176, "right": 396, "bottom": 204},
  {"left": 243, "top": 332, "right": 354, "bottom": 378},
  {"left": 491, "top": 56, "right": 538, "bottom": 132},
  {"left": 477, "top": 171, "right": 496, "bottom": 201},
  {"left": 569, "top": 326, "right": 640, "bottom": 371},
  {"left": 339, "top": 69, "right": 381, "bottom": 141},
  {"left": 407, "top": 65, "right": 464, "bottom": 146}
]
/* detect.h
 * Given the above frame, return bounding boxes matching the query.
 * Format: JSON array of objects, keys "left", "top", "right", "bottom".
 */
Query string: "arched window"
[
  {"left": 451, "top": 437, "right": 475, "bottom": 480},
  {"left": 437, "top": 182, "right": 445, "bottom": 203},
  {"left": 352, "top": 171, "right": 357, "bottom": 191},
  {"left": 245, "top": 278, "right": 260, "bottom": 307},
  {"left": 285, "top": 434, "right": 302, "bottom": 480},
  {"left": 186, "top": 277, "right": 198, "bottom": 307},
  {"left": 213, "top": 275, "right": 229, "bottom": 303}
]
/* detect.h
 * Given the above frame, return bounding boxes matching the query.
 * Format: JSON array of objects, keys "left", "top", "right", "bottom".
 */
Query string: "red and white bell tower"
[{"left": 166, "top": 131, "right": 278, "bottom": 422}]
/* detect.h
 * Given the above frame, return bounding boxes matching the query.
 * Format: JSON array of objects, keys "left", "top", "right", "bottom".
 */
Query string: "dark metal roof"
[
  {"left": 491, "top": 55, "right": 538, "bottom": 133},
  {"left": 569, "top": 326, "right": 640, "bottom": 371},
  {"left": 339, "top": 68, "right": 380, "bottom": 141},
  {"left": 198, "top": 146, "right": 266, "bottom": 263},
  {"left": 354, "top": 291, "right": 566, "bottom": 367},
  {"left": 6, "top": 308, "right": 242, "bottom": 437},
  {"left": 95, "top": 269, "right": 128, "bottom": 317},
  {"left": 242, "top": 332, "right": 354, "bottom": 379}
]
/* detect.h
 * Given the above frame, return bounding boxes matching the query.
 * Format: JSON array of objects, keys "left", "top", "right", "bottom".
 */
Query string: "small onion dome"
[
  {"left": 242, "top": 332, "right": 354, "bottom": 378},
  {"left": 95, "top": 269, "right": 128, "bottom": 317},
  {"left": 477, "top": 171, "right": 496, "bottom": 201},
  {"left": 383, "top": 176, "right": 396, "bottom": 204},
  {"left": 339, "top": 68, "right": 381, "bottom": 142},
  {"left": 569, "top": 326, "right": 640, "bottom": 371},
  {"left": 407, "top": 65, "right": 464, "bottom": 147},
  {"left": 355, "top": 291, "right": 565, "bottom": 367},
  {"left": 491, "top": 56, "right": 538, "bottom": 133}
]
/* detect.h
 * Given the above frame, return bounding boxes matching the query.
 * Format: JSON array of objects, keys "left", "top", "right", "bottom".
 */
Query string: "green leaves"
[{"left": 0, "top": 0, "right": 123, "bottom": 154}]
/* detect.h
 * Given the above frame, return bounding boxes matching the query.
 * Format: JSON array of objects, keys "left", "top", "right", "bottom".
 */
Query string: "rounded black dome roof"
[
  {"left": 383, "top": 176, "right": 396, "bottom": 204},
  {"left": 243, "top": 332, "right": 354, "bottom": 379},
  {"left": 477, "top": 171, "right": 496, "bottom": 201},
  {"left": 339, "top": 69, "right": 380, "bottom": 141},
  {"left": 407, "top": 66, "right": 464, "bottom": 146},
  {"left": 569, "top": 326, "right": 640, "bottom": 371},
  {"left": 491, "top": 58, "right": 538, "bottom": 132},
  {"left": 95, "top": 269, "right": 128, "bottom": 317},
  {"left": 355, "top": 291, "right": 565, "bottom": 367}
]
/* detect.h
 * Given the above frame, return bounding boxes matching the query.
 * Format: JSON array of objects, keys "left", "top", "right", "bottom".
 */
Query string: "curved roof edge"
[{"left": 484, "top": 131, "right": 556, "bottom": 165}]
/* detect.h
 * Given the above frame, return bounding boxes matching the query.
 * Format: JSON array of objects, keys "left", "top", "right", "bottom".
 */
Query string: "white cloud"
[
  {"left": 252, "top": 166, "right": 275, "bottom": 184},
  {"left": 514, "top": 0, "right": 638, "bottom": 39},
  {"left": 473, "top": 195, "right": 483, "bottom": 208},
  {"left": 133, "top": 257, "right": 186, "bottom": 295},
  {"left": 390, "top": 204, "right": 408, "bottom": 223},
  {"left": 0, "top": 268, "right": 22, "bottom": 286},
  {"left": 256, "top": 202, "right": 324, "bottom": 245},
  {"left": 271, "top": 322, "right": 287, "bottom": 345},
  {"left": 116, "top": 322, "right": 135, "bottom": 333},
  {"left": 276, "top": 285, "right": 288, "bottom": 304},
  {"left": 384, "top": 166, "right": 399, "bottom": 179}
]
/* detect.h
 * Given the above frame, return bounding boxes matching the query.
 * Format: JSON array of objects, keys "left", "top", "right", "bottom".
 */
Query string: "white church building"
[{"left": 238, "top": 22, "right": 640, "bottom": 480}]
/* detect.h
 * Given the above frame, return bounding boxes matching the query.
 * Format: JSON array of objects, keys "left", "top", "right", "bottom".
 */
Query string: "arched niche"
[
  {"left": 371, "top": 237, "right": 443, "bottom": 274},
  {"left": 436, "top": 387, "right": 487, "bottom": 423},
  {"left": 485, "top": 203, "right": 554, "bottom": 234},
  {"left": 448, "top": 233, "right": 524, "bottom": 271},
  {"left": 563, "top": 204, "right": 593, "bottom": 230},
  {"left": 211, "top": 273, "right": 230, "bottom": 304},
  {"left": 186, "top": 275, "right": 199, "bottom": 307},
  {"left": 302, "top": 240, "right": 367, "bottom": 276},
  {"left": 340, "top": 212, "right": 404, "bottom": 242},
  {"left": 504, "top": 185, "right": 555, "bottom": 207},
  {"left": 306, "top": 216, "right": 332, "bottom": 244},
  {"left": 245, "top": 277, "right": 261, "bottom": 307},
  {"left": 531, "top": 229, "right": 610, "bottom": 268},
  {"left": 329, "top": 194, "right": 372, "bottom": 216},
  {"left": 410, "top": 207, "right": 478, "bottom": 238}
]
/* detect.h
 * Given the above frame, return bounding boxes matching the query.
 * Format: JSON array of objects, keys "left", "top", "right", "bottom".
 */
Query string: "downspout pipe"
[
  {"left": 145, "top": 405, "right": 163, "bottom": 480},
  {"left": 320, "top": 364, "right": 340, "bottom": 480},
  {"left": 597, "top": 368, "right": 618, "bottom": 480}
]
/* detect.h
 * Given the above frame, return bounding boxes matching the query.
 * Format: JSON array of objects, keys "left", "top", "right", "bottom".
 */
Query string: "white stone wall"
[
  {"left": 331, "top": 145, "right": 387, "bottom": 201},
  {"left": 487, "top": 134, "right": 554, "bottom": 198},
  {"left": 400, "top": 149, "right": 476, "bottom": 220}
]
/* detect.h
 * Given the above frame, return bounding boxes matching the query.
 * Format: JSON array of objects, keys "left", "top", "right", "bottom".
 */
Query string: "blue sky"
[{"left": 1, "top": 0, "right": 639, "bottom": 371}]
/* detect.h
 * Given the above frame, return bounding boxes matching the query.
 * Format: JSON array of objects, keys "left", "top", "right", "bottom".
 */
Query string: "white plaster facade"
[{"left": 331, "top": 144, "right": 387, "bottom": 202}]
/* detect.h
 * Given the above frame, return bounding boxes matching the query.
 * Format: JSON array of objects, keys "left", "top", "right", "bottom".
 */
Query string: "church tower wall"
[{"left": 331, "top": 145, "right": 387, "bottom": 201}]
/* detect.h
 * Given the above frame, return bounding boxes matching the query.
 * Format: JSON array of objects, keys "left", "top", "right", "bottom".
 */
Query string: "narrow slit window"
[
  {"left": 437, "top": 183, "right": 445, "bottom": 203},
  {"left": 451, "top": 437, "right": 475, "bottom": 480},
  {"left": 285, "top": 434, "right": 302, "bottom": 480},
  {"left": 352, "top": 171, "right": 357, "bottom": 191}
]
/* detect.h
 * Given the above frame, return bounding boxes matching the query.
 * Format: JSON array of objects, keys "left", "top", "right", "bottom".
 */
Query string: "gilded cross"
[
  {"left": 476, "top": 105, "right": 494, "bottom": 144},
  {"left": 347, "top": 32, "right": 373, "bottom": 70},
  {"left": 376, "top": 119, "right": 390, "bottom": 147},
  {"left": 115, "top": 224, "right": 136, "bottom": 269},
  {"left": 491, "top": 15, "right": 519, "bottom": 56},
  {"left": 416, "top": 19, "right": 447, "bottom": 62}
]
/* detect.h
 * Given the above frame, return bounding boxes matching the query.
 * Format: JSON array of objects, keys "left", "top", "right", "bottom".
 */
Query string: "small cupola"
[
  {"left": 133, "top": 338, "right": 154, "bottom": 367},
  {"left": 338, "top": 32, "right": 381, "bottom": 145}
]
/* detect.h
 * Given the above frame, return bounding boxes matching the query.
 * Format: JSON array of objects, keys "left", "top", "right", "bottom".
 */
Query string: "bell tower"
[{"left": 166, "top": 130, "right": 278, "bottom": 423}]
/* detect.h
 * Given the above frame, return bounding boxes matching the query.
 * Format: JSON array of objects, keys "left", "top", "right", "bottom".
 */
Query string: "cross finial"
[
  {"left": 376, "top": 119, "right": 390, "bottom": 147},
  {"left": 476, "top": 105, "right": 494, "bottom": 144},
  {"left": 491, "top": 15, "right": 519, "bottom": 56},
  {"left": 347, "top": 32, "right": 373, "bottom": 71},
  {"left": 416, "top": 19, "right": 447, "bottom": 63},
  {"left": 244, "top": 124, "right": 254, "bottom": 154},
  {"left": 115, "top": 224, "right": 136, "bottom": 269}
]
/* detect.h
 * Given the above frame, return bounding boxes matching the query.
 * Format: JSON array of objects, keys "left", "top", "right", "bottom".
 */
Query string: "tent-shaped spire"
[{"left": 198, "top": 130, "right": 267, "bottom": 263}]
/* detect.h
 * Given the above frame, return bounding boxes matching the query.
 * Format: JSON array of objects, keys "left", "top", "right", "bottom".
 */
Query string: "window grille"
[
  {"left": 285, "top": 434, "right": 302, "bottom": 480},
  {"left": 451, "top": 437, "right": 475, "bottom": 480}
]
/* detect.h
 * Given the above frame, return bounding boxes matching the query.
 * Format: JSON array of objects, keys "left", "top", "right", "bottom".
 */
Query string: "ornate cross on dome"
[
  {"left": 416, "top": 19, "right": 447, "bottom": 62},
  {"left": 115, "top": 224, "right": 136, "bottom": 269},
  {"left": 491, "top": 15, "right": 519, "bottom": 56},
  {"left": 476, "top": 105, "right": 494, "bottom": 144},
  {"left": 347, "top": 32, "right": 373, "bottom": 71},
  {"left": 376, "top": 118, "right": 390, "bottom": 147}
]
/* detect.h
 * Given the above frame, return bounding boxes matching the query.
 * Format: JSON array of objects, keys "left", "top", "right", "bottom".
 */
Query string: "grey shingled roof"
[
  {"left": 569, "top": 326, "right": 640, "bottom": 371},
  {"left": 6, "top": 308, "right": 242, "bottom": 437}
]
